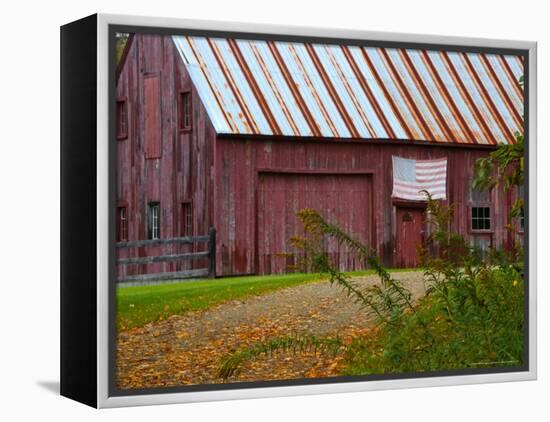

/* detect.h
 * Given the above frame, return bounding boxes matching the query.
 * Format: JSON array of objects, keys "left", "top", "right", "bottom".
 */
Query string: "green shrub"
[
  {"left": 342, "top": 264, "right": 523, "bottom": 375},
  {"left": 342, "top": 194, "right": 524, "bottom": 375}
]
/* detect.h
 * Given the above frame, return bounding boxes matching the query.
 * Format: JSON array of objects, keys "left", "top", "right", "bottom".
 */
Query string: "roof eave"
[{"left": 215, "top": 132, "right": 499, "bottom": 150}]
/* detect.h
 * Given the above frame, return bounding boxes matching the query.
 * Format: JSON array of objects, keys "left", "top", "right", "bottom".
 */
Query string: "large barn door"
[
  {"left": 395, "top": 207, "right": 425, "bottom": 268},
  {"left": 257, "top": 173, "right": 373, "bottom": 275}
]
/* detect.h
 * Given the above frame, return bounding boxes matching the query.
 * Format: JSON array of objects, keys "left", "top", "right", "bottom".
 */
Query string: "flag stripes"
[{"left": 392, "top": 156, "right": 447, "bottom": 201}]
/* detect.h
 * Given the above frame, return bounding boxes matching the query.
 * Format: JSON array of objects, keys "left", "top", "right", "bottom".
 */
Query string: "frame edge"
[{"left": 95, "top": 13, "right": 537, "bottom": 408}]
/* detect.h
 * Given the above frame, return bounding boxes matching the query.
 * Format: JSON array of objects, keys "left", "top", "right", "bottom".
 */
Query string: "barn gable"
[{"left": 172, "top": 35, "right": 524, "bottom": 145}]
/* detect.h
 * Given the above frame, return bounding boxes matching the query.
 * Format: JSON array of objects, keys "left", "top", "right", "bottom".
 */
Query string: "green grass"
[{"left": 116, "top": 269, "right": 416, "bottom": 331}]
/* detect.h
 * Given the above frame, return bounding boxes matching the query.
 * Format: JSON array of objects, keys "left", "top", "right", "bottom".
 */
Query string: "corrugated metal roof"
[{"left": 173, "top": 36, "right": 524, "bottom": 144}]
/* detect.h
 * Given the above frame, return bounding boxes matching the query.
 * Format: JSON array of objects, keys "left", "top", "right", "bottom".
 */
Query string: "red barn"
[{"left": 115, "top": 33, "right": 524, "bottom": 278}]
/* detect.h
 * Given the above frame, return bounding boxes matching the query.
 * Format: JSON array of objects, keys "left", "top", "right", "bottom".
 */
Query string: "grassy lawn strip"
[{"left": 117, "top": 270, "right": 398, "bottom": 331}]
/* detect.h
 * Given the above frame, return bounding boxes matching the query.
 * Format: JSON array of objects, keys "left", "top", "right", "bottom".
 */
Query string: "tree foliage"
[
  {"left": 115, "top": 33, "right": 130, "bottom": 66},
  {"left": 472, "top": 132, "right": 525, "bottom": 218},
  {"left": 472, "top": 75, "right": 525, "bottom": 220}
]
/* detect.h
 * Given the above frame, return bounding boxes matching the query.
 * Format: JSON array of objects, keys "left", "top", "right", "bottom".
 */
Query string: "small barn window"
[
  {"left": 179, "top": 91, "right": 192, "bottom": 131},
  {"left": 148, "top": 202, "right": 160, "bottom": 240},
  {"left": 116, "top": 206, "right": 128, "bottom": 241},
  {"left": 471, "top": 207, "right": 491, "bottom": 231},
  {"left": 181, "top": 202, "right": 193, "bottom": 236},
  {"left": 470, "top": 181, "right": 492, "bottom": 232},
  {"left": 116, "top": 100, "right": 128, "bottom": 140}
]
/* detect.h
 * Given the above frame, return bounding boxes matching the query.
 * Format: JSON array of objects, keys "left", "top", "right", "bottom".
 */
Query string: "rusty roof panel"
[{"left": 172, "top": 36, "right": 524, "bottom": 144}]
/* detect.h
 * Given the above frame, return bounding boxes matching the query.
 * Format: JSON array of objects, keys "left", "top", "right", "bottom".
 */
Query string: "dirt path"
[{"left": 116, "top": 271, "right": 425, "bottom": 390}]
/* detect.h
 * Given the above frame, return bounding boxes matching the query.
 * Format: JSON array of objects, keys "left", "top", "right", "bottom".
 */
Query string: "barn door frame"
[{"left": 254, "top": 168, "right": 376, "bottom": 275}]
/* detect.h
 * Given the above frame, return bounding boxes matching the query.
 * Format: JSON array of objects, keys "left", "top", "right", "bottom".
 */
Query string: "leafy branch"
[
  {"left": 473, "top": 132, "right": 524, "bottom": 220},
  {"left": 295, "top": 208, "right": 416, "bottom": 321}
]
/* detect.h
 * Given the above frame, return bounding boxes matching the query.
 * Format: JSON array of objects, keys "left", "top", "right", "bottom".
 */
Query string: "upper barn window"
[
  {"left": 116, "top": 100, "right": 128, "bottom": 140},
  {"left": 179, "top": 91, "right": 192, "bottom": 131}
]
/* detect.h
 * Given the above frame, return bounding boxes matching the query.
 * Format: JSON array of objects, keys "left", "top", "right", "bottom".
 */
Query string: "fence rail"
[{"left": 116, "top": 227, "right": 216, "bottom": 284}]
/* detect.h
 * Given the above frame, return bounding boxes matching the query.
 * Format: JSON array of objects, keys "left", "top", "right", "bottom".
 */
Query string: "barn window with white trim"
[
  {"left": 148, "top": 202, "right": 160, "bottom": 240},
  {"left": 117, "top": 206, "right": 128, "bottom": 241},
  {"left": 181, "top": 202, "right": 192, "bottom": 237},
  {"left": 471, "top": 207, "right": 491, "bottom": 231},
  {"left": 179, "top": 91, "right": 192, "bottom": 131}
]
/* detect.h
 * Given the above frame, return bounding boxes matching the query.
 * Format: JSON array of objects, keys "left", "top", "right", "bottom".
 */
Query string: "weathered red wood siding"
[
  {"left": 115, "top": 34, "right": 216, "bottom": 278},
  {"left": 214, "top": 137, "right": 515, "bottom": 275}
]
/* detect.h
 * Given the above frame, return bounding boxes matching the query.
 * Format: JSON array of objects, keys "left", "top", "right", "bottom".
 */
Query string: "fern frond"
[
  {"left": 217, "top": 333, "right": 344, "bottom": 379},
  {"left": 296, "top": 208, "right": 416, "bottom": 320}
]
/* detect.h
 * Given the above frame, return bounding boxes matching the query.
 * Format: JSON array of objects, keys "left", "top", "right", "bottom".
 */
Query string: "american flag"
[{"left": 392, "top": 156, "right": 447, "bottom": 201}]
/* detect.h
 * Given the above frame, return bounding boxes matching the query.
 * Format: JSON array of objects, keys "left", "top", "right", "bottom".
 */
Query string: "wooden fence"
[{"left": 116, "top": 227, "right": 216, "bottom": 284}]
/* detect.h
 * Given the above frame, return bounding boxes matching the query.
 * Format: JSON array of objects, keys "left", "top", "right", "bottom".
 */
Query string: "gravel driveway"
[{"left": 116, "top": 271, "right": 426, "bottom": 390}]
